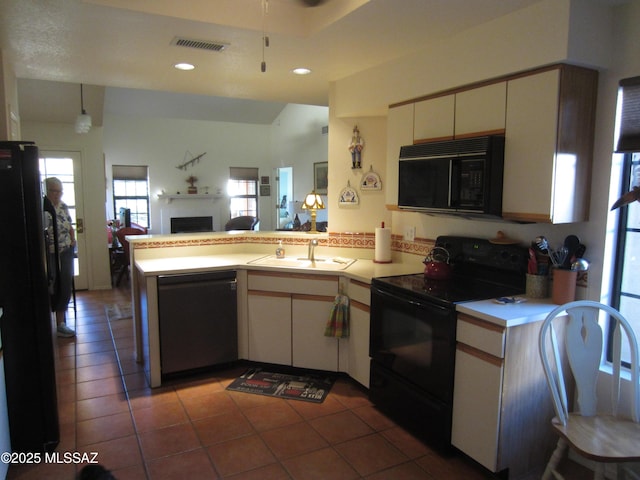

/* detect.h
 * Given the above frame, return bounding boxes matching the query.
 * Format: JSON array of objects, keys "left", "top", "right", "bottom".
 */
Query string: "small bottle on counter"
[{"left": 276, "top": 240, "right": 285, "bottom": 258}]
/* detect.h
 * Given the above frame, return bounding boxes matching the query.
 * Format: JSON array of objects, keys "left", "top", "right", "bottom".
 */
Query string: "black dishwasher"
[{"left": 158, "top": 271, "right": 238, "bottom": 376}]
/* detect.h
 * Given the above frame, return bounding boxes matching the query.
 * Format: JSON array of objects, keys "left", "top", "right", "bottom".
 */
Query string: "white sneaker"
[{"left": 57, "top": 324, "right": 75, "bottom": 338}]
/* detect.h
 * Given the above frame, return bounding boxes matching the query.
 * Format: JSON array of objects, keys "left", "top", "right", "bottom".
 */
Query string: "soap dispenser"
[{"left": 276, "top": 240, "right": 285, "bottom": 258}]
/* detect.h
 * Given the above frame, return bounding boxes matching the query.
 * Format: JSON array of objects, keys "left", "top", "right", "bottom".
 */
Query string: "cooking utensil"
[
  {"left": 574, "top": 243, "right": 586, "bottom": 259},
  {"left": 563, "top": 235, "right": 580, "bottom": 268},
  {"left": 528, "top": 248, "right": 538, "bottom": 274},
  {"left": 535, "top": 236, "right": 549, "bottom": 253},
  {"left": 571, "top": 258, "right": 590, "bottom": 271},
  {"left": 423, "top": 247, "right": 453, "bottom": 280},
  {"left": 549, "top": 246, "right": 568, "bottom": 268}
]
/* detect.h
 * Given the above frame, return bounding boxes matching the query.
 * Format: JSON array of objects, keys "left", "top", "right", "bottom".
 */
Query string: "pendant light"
[
  {"left": 75, "top": 84, "right": 92, "bottom": 134},
  {"left": 261, "top": 0, "right": 269, "bottom": 72}
]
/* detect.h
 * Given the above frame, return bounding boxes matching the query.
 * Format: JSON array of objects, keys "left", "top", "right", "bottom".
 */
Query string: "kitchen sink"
[{"left": 248, "top": 255, "right": 356, "bottom": 270}]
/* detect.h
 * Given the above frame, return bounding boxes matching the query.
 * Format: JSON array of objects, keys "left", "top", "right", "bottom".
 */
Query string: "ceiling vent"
[{"left": 171, "top": 36, "right": 228, "bottom": 52}]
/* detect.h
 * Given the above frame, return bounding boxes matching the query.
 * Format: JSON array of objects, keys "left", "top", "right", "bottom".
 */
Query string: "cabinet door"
[
  {"left": 291, "top": 295, "right": 338, "bottom": 371},
  {"left": 451, "top": 346, "right": 503, "bottom": 472},
  {"left": 248, "top": 291, "right": 291, "bottom": 365},
  {"left": 346, "top": 301, "right": 370, "bottom": 388},
  {"left": 455, "top": 83, "right": 506, "bottom": 137},
  {"left": 502, "top": 70, "right": 560, "bottom": 223},
  {"left": 414, "top": 95, "right": 455, "bottom": 143},
  {"left": 386, "top": 103, "right": 414, "bottom": 206}
]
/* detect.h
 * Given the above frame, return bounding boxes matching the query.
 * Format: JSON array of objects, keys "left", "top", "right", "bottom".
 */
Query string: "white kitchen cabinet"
[
  {"left": 292, "top": 295, "right": 338, "bottom": 371},
  {"left": 346, "top": 300, "right": 370, "bottom": 388},
  {"left": 247, "top": 290, "right": 292, "bottom": 365},
  {"left": 414, "top": 94, "right": 455, "bottom": 143},
  {"left": 453, "top": 346, "right": 503, "bottom": 470},
  {"left": 452, "top": 313, "right": 561, "bottom": 478},
  {"left": 338, "top": 278, "right": 371, "bottom": 388},
  {"left": 454, "top": 82, "right": 506, "bottom": 137},
  {"left": 247, "top": 271, "right": 339, "bottom": 369},
  {"left": 386, "top": 103, "right": 414, "bottom": 206},
  {"left": 502, "top": 65, "right": 598, "bottom": 223}
]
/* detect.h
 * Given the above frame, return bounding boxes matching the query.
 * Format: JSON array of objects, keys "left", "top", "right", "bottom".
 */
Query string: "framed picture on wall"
[
  {"left": 260, "top": 184, "right": 271, "bottom": 196},
  {"left": 314, "top": 162, "right": 328, "bottom": 194},
  {"left": 260, "top": 176, "right": 270, "bottom": 185}
]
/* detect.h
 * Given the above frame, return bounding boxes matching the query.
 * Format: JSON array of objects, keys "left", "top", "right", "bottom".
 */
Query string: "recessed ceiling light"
[
  {"left": 174, "top": 63, "right": 195, "bottom": 71},
  {"left": 292, "top": 68, "right": 311, "bottom": 75}
]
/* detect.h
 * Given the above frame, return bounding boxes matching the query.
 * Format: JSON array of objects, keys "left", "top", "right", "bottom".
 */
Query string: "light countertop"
[
  {"left": 134, "top": 254, "right": 423, "bottom": 284},
  {"left": 457, "top": 297, "right": 559, "bottom": 327},
  {"left": 135, "top": 253, "right": 556, "bottom": 327}
]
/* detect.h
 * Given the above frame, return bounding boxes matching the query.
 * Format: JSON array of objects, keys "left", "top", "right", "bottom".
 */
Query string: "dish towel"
[{"left": 325, "top": 293, "right": 350, "bottom": 338}]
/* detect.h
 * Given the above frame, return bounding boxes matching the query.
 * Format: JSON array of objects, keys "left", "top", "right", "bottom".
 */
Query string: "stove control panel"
[{"left": 435, "top": 236, "right": 527, "bottom": 274}]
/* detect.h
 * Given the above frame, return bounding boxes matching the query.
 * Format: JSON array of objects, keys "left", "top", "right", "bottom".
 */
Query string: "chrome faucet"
[{"left": 308, "top": 239, "right": 318, "bottom": 261}]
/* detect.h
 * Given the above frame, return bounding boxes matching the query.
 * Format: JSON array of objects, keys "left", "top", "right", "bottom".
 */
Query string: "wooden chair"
[
  {"left": 114, "top": 227, "right": 147, "bottom": 285},
  {"left": 538, "top": 300, "right": 640, "bottom": 479}
]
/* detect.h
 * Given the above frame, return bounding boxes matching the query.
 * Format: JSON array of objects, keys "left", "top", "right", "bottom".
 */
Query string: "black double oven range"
[{"left": 369, "top": 236, "right": 527, "bottom": 449}]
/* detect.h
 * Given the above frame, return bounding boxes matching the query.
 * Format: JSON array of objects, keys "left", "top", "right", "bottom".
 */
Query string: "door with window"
[
  {"left": 39, "top": 151, "right": 88, "bottom": 290},
  {"left": 275, "top": 166, "right": 293, "bottom": 229}
]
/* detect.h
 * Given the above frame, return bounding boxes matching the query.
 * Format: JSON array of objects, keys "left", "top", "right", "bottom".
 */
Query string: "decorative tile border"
[{"left": 129, "top": 231, "right": 436, "bottom": 257}]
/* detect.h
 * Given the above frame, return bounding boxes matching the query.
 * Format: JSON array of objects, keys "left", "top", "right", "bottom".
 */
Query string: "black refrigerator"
[{"left": 0, "top": 141, "right": 59, "bottom": 453}]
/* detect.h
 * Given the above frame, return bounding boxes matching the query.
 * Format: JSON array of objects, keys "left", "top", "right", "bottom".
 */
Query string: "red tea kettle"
[{"left": 423, "top": 247, "right": 453, "bottom": 280}]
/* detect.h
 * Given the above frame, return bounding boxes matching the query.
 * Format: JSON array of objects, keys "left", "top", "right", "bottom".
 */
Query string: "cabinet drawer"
[
  {"left": 348, "top": 279, "right": 370, "bottom": 306},
  {"left": 457, "top": 313, "right": 505, "bottom": 358},
  {"left": 248, "top": 271, "right": 338, "bottom": 296}
]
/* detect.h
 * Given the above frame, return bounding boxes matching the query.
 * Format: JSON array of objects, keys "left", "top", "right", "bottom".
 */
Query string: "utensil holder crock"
[
  {"left": 551, "top": 268, "right": 577, "bottom": 304},
  {"left": 526, "top": 274, "right": 548, "bottom": 298}
]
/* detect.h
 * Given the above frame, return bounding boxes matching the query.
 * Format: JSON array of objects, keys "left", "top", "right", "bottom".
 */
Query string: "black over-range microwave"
[{"left": 398, "top": 135, "right": 505, "bottom": 217}]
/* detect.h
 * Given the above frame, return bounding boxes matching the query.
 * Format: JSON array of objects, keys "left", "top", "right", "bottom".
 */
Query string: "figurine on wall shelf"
[
  {"left": 186, "top": 175, "right": 198, "bottom": 194},
  {"left": 348, "top": 125, "right": 364, "bottom": 169}
]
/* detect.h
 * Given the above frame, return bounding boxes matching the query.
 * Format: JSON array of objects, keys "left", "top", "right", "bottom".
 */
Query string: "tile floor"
[{"left": 6, "top": 285, "right": 590, "bottom": 480}]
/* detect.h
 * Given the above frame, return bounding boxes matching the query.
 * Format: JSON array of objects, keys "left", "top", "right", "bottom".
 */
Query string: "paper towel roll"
[{"left": 374, "top": 227, "right": 392, "bottom": 263}]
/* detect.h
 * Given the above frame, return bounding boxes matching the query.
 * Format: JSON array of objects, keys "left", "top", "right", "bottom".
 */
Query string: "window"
[
  {"left": 611, "top": 152, "right": 640, "bottom": 365},
  {"left": 610, "top": 76, "right": 640, "bottom": 365},
  {"left": 228, "top": 167, "right": 258, "bottom": 219},
  {"left": 39, "top": 155, "right": 78, "bottom": 275},
  {"left": 40, "top": 156, "right": 77, "bottom": 225},
  {"left": 112, "top": 165, "right": 150, "bottom": 228}
]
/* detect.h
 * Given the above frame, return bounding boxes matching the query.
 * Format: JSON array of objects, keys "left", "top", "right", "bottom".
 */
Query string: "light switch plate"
[{"left": 404, "top": 226, "right": 416, "bottom": 241}]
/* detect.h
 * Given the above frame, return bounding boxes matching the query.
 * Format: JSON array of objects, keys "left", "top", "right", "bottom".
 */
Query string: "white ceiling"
[{"left": 1, "top": 0, "right": 547, "bottom": 125}]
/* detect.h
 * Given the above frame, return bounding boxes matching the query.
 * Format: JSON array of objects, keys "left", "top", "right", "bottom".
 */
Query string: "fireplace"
[{"left": 170, "top": 216, "right": 214, "bottom": 233}]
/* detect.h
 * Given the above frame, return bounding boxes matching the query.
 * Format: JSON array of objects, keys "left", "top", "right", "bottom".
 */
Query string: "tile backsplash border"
[{"left": 128, "top": 231, "right": 435, "bottom": 258}]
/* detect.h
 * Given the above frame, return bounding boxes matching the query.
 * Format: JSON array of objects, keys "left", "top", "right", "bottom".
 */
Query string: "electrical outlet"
[{"left": 404, "top": 226, "right": 416, "bottom": 242}]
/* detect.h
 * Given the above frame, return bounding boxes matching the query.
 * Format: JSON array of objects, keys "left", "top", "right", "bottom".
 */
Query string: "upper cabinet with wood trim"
[
  {"left": 502, "top": 65, "right": 598, "bottom": 223},
  {"left": 414, "top": 94, "right": 455, "bottom": 143},
  {"left": 412, "top": 83, "right": 507, "bottom": 144},
  {"left": 454, "top": 82, "right": 506, "bottom": 138},
  {"left": 386, "top": 64, "right": 597, "bottom": 222},
  {"left": 385, "top": 103, "right": 414, "bottom": 206}
]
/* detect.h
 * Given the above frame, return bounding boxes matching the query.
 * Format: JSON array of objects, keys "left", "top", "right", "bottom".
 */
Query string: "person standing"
[{"left": 45, "top": 177, "right": 76, "bottom": 337}]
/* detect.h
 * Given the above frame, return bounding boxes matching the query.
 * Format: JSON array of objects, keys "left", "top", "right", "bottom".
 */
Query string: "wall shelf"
[{"left": 157, "top": 194, "right": 223, "bottom": 204}]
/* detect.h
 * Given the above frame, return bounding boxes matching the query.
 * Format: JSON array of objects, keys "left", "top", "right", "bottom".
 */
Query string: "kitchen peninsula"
[{"left": 129, "top": 230, "right": 427, "bottom": 388}]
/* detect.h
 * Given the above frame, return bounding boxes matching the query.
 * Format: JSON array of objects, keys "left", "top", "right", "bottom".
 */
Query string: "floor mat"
[
  {"left": 226, "top": 368, "right": 335, "bottom": 403},
  {"left": 105, "top": 303, "right": 132, "bottom": 322}
]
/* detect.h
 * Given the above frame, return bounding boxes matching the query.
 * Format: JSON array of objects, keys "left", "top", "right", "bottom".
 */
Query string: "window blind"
[
  {"left": 616, "top": 76, "right": 640, "bottom": 153},
  {"left": 113, "top": 165, "right": 148, "bottom": 180},
  {"left": 229, "top": 167, "right": 258, "bottom": 180}
]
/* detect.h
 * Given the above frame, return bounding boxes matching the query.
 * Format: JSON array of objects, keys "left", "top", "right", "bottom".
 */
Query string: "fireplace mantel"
[{"left": 157, "top": 194, "right": 224, "bottom": 204}]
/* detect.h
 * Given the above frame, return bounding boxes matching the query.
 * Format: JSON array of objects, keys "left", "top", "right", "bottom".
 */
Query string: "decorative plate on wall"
[
  {"left": 339, "top": 181, "right": 359, "bottom": 206},
  {"left": 360, "top": 166, "right": 382, "bottom": 190}
]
